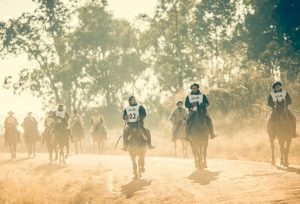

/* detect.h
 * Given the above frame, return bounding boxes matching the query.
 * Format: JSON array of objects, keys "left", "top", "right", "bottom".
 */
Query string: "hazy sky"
[{"left": 0, "top": 0, "right": 156, "bottom": 120}]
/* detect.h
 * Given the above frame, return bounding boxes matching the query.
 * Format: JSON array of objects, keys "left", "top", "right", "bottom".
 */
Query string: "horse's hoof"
[
  {"left": 203, "top": 163, "right": 208, "bottom": 168},
  {"left": 140, "top": 167, "right": 145, "bottom": 173},
  {"left": 271, "top": 160, "right": 275, "bottom": 165},
  {"left": 284, "top": 162, "right": 289, "bottom": 168},
  {"left": 280, "top": 161, "right": 284, "bottom": 166}
]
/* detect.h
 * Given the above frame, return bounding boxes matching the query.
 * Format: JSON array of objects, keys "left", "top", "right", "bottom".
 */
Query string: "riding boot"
[
  {"left": 206, "top": 115, "right": 217, "bottom": 139},
  {"left": 143, "top": 128, "right": 155, "bottom": 149}
]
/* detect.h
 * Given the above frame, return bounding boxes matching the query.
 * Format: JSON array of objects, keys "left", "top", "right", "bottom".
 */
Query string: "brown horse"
[
  {"left": 127, "top": 126, "right": 147, "bottom": 180},
  {"left": 91, "top": 125, "right": 106, "bottom": 154},
  {"left": 53, "top": 126, "right": 69, "bottom": 164},
  {"left": 5, "top": 127, "right": 19, "bottom": 159},
  {"left": 267, "top": 100, "right": 294, "bottom": 167},
  {"left": 173, "top": 121, "right": 188, "bottom": 158},
  {"left": 42, "top": 128, "right": 58, "bottom": 162},
  {"left": 187, "top": 109, "right": 210, "bottom": 170},
  {"left": 23, "top": 129, "right": 39, "bottom": 158}
]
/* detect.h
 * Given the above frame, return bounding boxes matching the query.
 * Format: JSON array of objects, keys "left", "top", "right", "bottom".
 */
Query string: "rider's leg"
[
  {"left": 206, "top": 115, "right": 217, "bottom": 139},
  {"left": 141, "top": 126, "right": 155, "bottom": 149},
  {"left": 185, "top": 112, "right": 194, "bottom": 137}
]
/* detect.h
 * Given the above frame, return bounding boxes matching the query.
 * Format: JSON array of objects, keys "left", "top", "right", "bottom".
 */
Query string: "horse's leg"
[
  {"left": 284, "top": 138, "right": 292, "bottom": 167},
  {"left": 190, "top": 143, "right": 198, "bottom": 168},
  {"left": 65, "top": 143, "right": 69, "bottom": 159},
  {"left": 138, "top": 151, "right": 146, "bottom": 178},
  {"left": 74, "top": 141, "right": 78, "bottom": 154},
  {"left": 270, "top": 138, "right": 275, "bottom": 165},
  {"left": 278, "top": 139, "right": 285, "bottom": 165},
  {"left": 198, "top": 142, "right": 204, "bottom": 169},
  {"left": 203, "top": 140, "right": 208, "bottom": 168},
  {"left": 14, "top": 144, "right": 17, "bottom": 159},
  {"left": 174, "top": 139, "right": 177, "bottom": 157},
  {"left": 130, "top": 153, "right": 138, "bottom": 179},
  {"left": 33, "top": 143, "right": 36, "bottom": 157},
  {"left": 8, "top": 145, "right": 13, "bottom": 159}
]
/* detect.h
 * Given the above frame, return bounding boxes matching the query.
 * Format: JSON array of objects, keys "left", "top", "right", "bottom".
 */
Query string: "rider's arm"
[
  {"left": 202, "top": 95, "right": 209, "bottom": 108},
  {"left": 286, "top": 92, "right": 292, "bottom": 106},
  {"left": 185, "top": 95, "right": 192, "bottom": 110},
  {"left": 268, "top": 95, "right": 275, "bottom": 108},
  {"left": 123, "top": 109, "right": 128, "bottom": 120},
  {"left": 139, "top": 106, "right": 146, "bottom": 120}
]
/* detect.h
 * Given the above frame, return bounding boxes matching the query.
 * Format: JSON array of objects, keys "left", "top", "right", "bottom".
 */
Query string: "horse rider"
[
  {"left": 268, "top": 81, "right": 297, "bottom": 138},
  {"left": 53, "top": 104, "right": 70, "bottom": 137},
  {"left": 170, "top": 100, "right": 187, "bottom": 141},
  {"left": 122, "top": 96, "right": 155, "bottom": 151},
  {"left": 22, "top": 112, "right": 39, "bottom": 143},
  {"left": 90, "top": 110, "right": 106, "bottom": 138},
  {"left": 42, "top": 111, "right": 55, "bottom": 143},
  {"left": 69, "top": 110, "right": 84, "bottom": 140},
  {"left": 185, "top": 83, "right": 217, "bottom": 139},
  {"left": 4, "top": 111, "right": 19, "bottom": 145}
]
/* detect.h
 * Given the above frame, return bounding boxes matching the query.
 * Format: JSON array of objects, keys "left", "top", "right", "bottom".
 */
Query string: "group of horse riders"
[{"left": 2, "top": 81, "right": 298, "bottom": 158}]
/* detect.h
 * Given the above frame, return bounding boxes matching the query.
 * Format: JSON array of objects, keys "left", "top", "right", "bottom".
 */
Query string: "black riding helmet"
[
  {"left": 272, "top": 81, "right": 282, "bottom": 89},
  {"left": 190, "top": 83, "right": 200, "bottom": 90}
]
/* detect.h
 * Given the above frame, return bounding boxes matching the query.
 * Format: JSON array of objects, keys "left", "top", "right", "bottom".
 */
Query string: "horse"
[
  {"left": 4, "top": 126, "right": 19, "bottom": 159},
  {"left": 70, "top": 122, "right": 84, "bottom": 154},
  {"left": 91, "top": 125, "right": 106, "bottom": 154},
  {"left": 127, "top": 125, "right": 147, "bottom": 180},
  {"left": 53, "top": 126, "right": 69, "bottom": 164},
  {"left": 172, "top": 120, "right": 188, "bottom": 158},
  {"left": 267, "top": 100, "right": 294, "bottom": 167},
  {"left": 186, "top": 108, "right": 210, "bottom": 170},
  {"left": 42, "top": 128, "right": 58, "bottom": 162},
  {"left": 23, "top": 128, "right": 39, "bottom": 158}
]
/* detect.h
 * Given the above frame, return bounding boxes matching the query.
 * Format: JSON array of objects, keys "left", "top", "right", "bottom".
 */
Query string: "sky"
[{"left": 0, "top": 0, "right": 156, "bottom": 121}]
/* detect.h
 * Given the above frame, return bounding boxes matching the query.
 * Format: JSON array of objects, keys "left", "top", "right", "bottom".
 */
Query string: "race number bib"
[
  {"left": 270, "top": 90, "right": 286, "bottom": 103},
  {"left": 55, "top": 110, "right": 66, "bottom": 123},
  {"left": 188, "top": 94, "right": 203, "bottom": 104},
  {"left": 126, "top": 105, "right": 140, "bottom": 122}
]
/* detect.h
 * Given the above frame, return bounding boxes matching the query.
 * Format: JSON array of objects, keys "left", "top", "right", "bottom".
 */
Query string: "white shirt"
[{"left": 270, "top": 90, "right": 286, "bottom": 103}]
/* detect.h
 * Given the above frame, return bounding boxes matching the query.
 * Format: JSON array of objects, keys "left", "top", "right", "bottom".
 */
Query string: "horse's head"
[{"left": 274, "top": 100, "right": 288, "bottom": 119}]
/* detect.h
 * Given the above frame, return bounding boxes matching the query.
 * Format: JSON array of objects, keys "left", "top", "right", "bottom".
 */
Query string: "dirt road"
[{"left": 0, "top": 153, "right": 299, "bottom": 203}]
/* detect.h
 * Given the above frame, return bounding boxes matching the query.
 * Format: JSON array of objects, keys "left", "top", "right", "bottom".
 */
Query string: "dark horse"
[
  {"left": 127, "top": 124, "right": 147, "bottom": 179},
  {"left": 187, "top": 108, "right": 210, "bottom": 170},
  {"left": 91, "top": 125, "right": 106, "bottom": 154},
  {"left": 5, "top": 127, "right": 19, "bottom": 159},
  {"left": 43, "top": 128, "right": 58, "bottom": 162},
  {"left": 53, "top": 126, "right": 70, "bottom": 164},
  {"left": 267, "top": 100, "right": 294, "bottom": 167}
]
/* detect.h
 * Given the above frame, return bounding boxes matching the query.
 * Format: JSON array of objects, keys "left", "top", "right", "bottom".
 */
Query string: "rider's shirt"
[
  {"left": 125, "top": 105, "right": 140, "bottom": 122},
  {"left": 54, "top": 110, "right": 68, "bottom": 126},
  {"left": 270, "top": 90, "right": 287, "bottom": 103},
  {"left": 4, "top": 116, "right": 18, "bottom": 128},
  {"left": 45, "top": 116, "right": 55, "bottom": 128},
  {"left": 188, "top": 94, "right": 204, "bottom": 104},
  {"left": 91, "top": 115, "right": 103, "bottom": 126}
]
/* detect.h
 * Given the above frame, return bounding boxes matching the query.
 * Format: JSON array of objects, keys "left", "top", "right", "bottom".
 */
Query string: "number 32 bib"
[{"left": 126, "top": 105, "right": 140, "bottom": 122}]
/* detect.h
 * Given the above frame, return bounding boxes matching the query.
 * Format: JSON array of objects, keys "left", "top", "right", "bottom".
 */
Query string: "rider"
[
  {"left": 122, "top": 96, "right": 155, "bottom": 151},
  {"left": 268, "top": 81, "right": 297, "bottom": 138},
  {"left": 22, "top": 112, "right": 39, "bottom": 143},
  {"left": 4, "top": 111, "right": 19, "bottom": 145},
  {"left": 69, "top": 110, "right": 84, "bottom": 140},
  {"left": 185, "top": 83, "right": 217, "bottom": 139},
  {"left": 53, "top": 104, "right": 70, "bottom": 137},
  {"left": 90, "top": 110, "right": 106, "bottom": 138},
  {"left": 170, "top": 101, "right": 187, "bottom": 141},
  {"left": 42, "top": 111, "right": 55, "bottom": 143}
]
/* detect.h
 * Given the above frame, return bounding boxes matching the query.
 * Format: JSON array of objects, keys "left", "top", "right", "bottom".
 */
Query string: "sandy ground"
[{"left": 0, "top": 153, "right": 299, "bottom": 204}]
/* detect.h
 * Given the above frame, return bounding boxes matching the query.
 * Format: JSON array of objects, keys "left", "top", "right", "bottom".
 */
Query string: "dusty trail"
[{"left": 0, "top": 153, "right": 299, "bottom": 203}]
